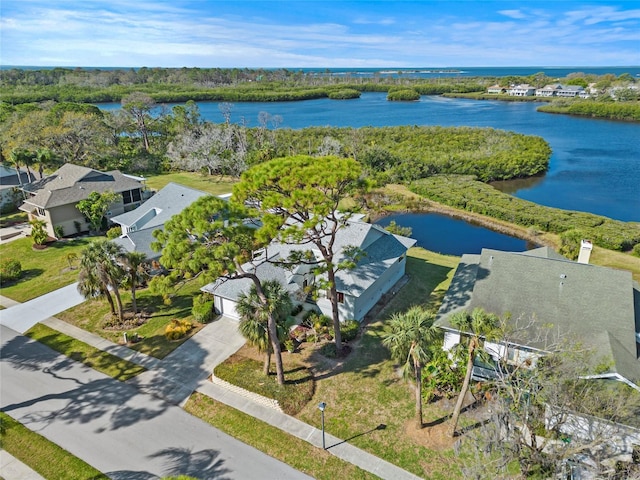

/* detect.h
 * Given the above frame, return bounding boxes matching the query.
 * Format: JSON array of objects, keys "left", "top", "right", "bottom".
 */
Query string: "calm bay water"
[
  {"left": 98, "top": 92, "right": 640, "bottom": 223},
  {"left": 194, "top": 94, "right": 640, "bottom": 222}
]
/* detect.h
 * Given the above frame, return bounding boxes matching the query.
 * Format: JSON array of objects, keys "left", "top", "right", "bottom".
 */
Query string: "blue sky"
[{"left": 2, "top": 1, "right": 639, "bottom": 68}]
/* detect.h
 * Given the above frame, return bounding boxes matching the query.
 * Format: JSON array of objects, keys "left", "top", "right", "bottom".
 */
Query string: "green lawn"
[
  {"left": 192, "top": 247, "right": 465, "bottom": 479},
  {"left": 0, "top": 210, "right": 27, "bottom": 227},
  {"left": 56, "top": 280, "right": 205, "bottom": 359},
  {"left": 0, "top": 412, "right": 108, "bottom": 480},
  {"left": 185, "top": 393, "right": 377, "bottom": 480},
  {"left": 144, "top": 171, "right": 237, "bottom": 196},
  {"left": 25, "top": 324, "right": 146, "bottom": 381},
  {"left": 0, "top": 236, "right": 93, "bottom": 302}
]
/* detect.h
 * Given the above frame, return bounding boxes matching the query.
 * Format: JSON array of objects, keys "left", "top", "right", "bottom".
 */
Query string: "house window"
[
  {"left": 122, "top": 188, "right": 142, "bottom": 205},
  {"left": 36, "top": 207, "right": 45, "bottom": 217},
  {"left": 336, "top": 292, "right": 345, "bottom": 303}
]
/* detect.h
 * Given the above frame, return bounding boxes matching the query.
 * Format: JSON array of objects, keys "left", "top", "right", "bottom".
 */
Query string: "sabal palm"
[
  {"left": 448, "top": 307, "right": 501, "bottom": 437},
  {"left": 118, "top": 251, "right": 148, "bottom": 315},
  {"left": 237, "top": 280, "right": 292, "bottom": 377},
  {"left": 78, "top": 239, "right": 125, "bottom": 322},
  {"left": 382, "top": 306, "right": 439, "bottom": 429}
]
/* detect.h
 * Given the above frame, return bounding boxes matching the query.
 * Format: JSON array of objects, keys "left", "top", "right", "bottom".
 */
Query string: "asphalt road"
[{"left": 0, "top": 325, "right": 312, "bottom": 480}]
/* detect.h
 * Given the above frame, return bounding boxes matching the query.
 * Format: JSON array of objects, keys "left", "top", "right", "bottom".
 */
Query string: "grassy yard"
[
  {"left": 25, "top": 324, "right": 146, "bottom": 381},
  {"left": 185, "top": 393, "right": 378, "bottom": 480},
  {"left": 0, "top": 236, "right": 93, "bottom": 302},
  {"left": 56, "top": 280, "right": 205, "bottom": 359},
  {"left": 0, "top": 210, "right": 27, "bottom": 227},
  {"left": 192, "top": 247, "right": 465, "bottom": 479},
  {"left": 143, "top": 171, "right": 237, "bottom": 196},
  {"left": 0, "top": 412, "right": 108, "bottom": 480}
]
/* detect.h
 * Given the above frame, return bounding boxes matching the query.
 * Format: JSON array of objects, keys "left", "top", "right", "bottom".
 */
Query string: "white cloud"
[{"left": 498, "top": 9, "right": 527, "bottom": 20}]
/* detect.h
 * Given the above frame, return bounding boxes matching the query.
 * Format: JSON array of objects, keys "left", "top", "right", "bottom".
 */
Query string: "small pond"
[{"left": 375, "top": 212, "right": 533, "bottom": 256}]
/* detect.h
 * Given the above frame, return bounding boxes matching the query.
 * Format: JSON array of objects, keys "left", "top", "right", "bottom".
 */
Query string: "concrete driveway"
[
  {"left": 0, "top": 283, "right": 85, "bottom": 333},
  {"left": 0, "top": 325, "right": 311, "bottom": 480}
]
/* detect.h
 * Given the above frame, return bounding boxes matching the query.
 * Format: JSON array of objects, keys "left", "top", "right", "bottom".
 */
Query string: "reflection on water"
[
  {"left": 490, "top": 175, "right": 545, "bottom": 194},
  {"left": 375, "top": 212, "right": 531, "bottom": 256}
]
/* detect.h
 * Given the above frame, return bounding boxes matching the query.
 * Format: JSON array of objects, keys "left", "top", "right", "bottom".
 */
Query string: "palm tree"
[
  {"left": 236, "top": 280, "right": 292, "bottom": 378},
  {"left": 382, "top": 306, "right": 439, "bottom": 429},
  {"left": 8, "top": 148, "right": 30, "bottom": 187},
  {"left": 118, "top": 251, "right": 148, "bottom": 315},
  {"left": 448, "top": 307, "right": 501, "bottom": 437},
  {"left": 34, "top": 147, "right": 57, "bottom": 179},
  {"left": 78, "top": 239, "right": 125, "bottom": 322}
]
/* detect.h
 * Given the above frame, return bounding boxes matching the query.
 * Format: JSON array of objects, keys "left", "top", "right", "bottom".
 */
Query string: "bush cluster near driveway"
[
  {"left": 57, "top": 281, "right": 205, "bottom": 359},
  {"left": 0, "top": 412, "right": 108, "bottom": 480},
  {"left": 0, "top": 236, "right": 92, "bottom": 302}
]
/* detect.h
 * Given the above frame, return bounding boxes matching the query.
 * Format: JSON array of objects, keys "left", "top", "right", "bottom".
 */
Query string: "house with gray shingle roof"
[
  {"left": 110, "top": 182, "right": 211, "bottom": 259},
  {"left": 202, "top": 216, "right": 416, "bottom": 322},
  {"left": 19, "top": 163, "right": 146, "bottom": 237},
  {"left": 435, "top": 247, "right": 640, "bottom": 390}
]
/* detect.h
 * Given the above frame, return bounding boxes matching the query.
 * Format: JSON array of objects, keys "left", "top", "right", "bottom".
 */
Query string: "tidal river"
[{"left": 99, "top": 93, "right": 640, "bottom": 222}]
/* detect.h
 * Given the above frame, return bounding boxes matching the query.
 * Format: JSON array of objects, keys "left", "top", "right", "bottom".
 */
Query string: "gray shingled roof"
[
  {"left": 21, "top": 163, "right": 142, "bottom": 209},
  {"left": 113, "top": 227, "right": 163, "bottom": 260},
  {"left": 111, "top": 182, "right": 209, "bottom": 230},
  {"left": 203, "top": 218, "right": 416, "bottom": 302},
  {"left": 436, "top": 247, "right": 640, "bottom": 384}
]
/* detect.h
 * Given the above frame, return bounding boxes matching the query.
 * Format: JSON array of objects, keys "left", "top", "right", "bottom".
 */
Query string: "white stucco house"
[{"left": 201, "top": 215, "right": 416, "bottom": 322}]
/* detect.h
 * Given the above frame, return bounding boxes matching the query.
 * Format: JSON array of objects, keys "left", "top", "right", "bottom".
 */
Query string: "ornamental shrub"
[
  {"left": 340, "top": 320, "right": 360, "bottom": 342},
  {"left": 191, "top": 294, "right": 214, "bottom": 323},
  {"left": 106, "top": 226, "right": 122, "bottom": 239},
  {"left": 0, "top": 258, "right": 22, "bottom": 284},
  {"left": 164, "top": 319, "right": 193, "bottom": 340}
]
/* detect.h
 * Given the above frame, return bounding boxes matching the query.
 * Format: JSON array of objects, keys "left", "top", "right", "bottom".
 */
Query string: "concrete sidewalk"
[
  {"left": 0, "top": 450, "right": 45, "bottom": 480},
  {"left": 2, "top": 283, "right": 422, "bottom": 480},
  {"left": 35, "top": 314, "right": 422, "bottom": 480},
  {"left": 0, "top": 283, "right": 85, "bottom": 333}
]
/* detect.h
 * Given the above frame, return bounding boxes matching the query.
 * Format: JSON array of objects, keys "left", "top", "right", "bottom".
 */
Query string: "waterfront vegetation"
[
  {"left": 0, "top": 412, "right": 108, "bottom": 480},
  {"left": 411, "top": 175, "right": 640, "bottom": 252},
  {"left": 538, "top": 100, "right": 640, "bottom": 121}
]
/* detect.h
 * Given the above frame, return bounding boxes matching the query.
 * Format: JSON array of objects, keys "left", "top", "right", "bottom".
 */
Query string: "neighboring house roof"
[
  {"left": 435, "top": 247, "right": 640, "bottom": 386},
  {"left": 113, "top": 227, "right": 164, "bottom": 260},
  {"left": 203, "top": 217, "right": 416, "bottom": 303},
  {"left": 20, "top": 163, "right": 142, "bottom": 209},
  {"left": 111, "top": 183, "right": 212, "bottom": 259},
  {"left": 110, "top": 182, "right": 209, "bottom": 231}
]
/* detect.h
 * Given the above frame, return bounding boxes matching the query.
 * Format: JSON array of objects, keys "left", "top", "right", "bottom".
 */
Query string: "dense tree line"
[
  {"left": 410, "top": 175, "right": 640, "bottom": 251},
  {"left": 0, "top": 99, "right": 551, "bottom": 183}
]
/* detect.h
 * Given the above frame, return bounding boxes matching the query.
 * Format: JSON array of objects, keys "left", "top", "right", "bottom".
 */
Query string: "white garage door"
[{"left": 221, "top": 297, "right": 240, "bottom": 320}]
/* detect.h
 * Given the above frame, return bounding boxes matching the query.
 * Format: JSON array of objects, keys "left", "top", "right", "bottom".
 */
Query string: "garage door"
[{"left": 220, "top": 297, "right": 240, "bottom": 320}]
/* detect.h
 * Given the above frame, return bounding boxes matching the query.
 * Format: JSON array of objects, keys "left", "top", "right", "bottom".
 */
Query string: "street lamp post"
[{"left": 318, "top": 401, "right": 326, "bottom": 449}]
